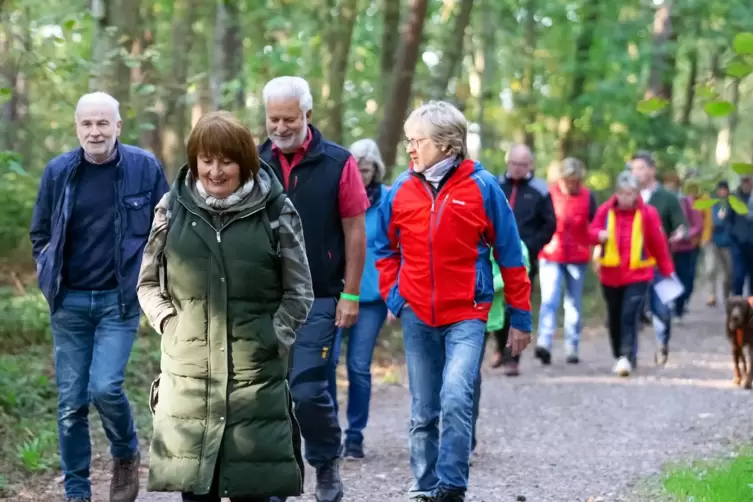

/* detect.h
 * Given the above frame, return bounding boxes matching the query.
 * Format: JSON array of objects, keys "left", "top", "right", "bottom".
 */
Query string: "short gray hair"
[
  {"left": 75, "top": 92, "right": 121, "bottom": 121},
  {"left": 349, "top": 139, "right": 385, "bottom": 183},
  {"left": 616, "top": 170, "right": 639, "bottom": 191},
  {"left": 560, "top": 157, "right": 586, "bottom": 179},
  {"left": 404, "top": 100, "right": 468, "bottom": 158},
  {"left": 262, "top": 76, "right": 313, "bottom": 113}
]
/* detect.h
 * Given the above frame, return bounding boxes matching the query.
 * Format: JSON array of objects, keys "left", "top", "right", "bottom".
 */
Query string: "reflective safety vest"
[{"left": 599, "top": 209, "right": 656, "bottom": 269}]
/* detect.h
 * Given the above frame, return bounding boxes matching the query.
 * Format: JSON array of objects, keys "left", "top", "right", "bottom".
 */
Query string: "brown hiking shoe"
[
  {"left": 502, "top": 361, "right": 520, "bottom": 376},
  {"left": 110, "top": 452, "right": 140, "bottom": 502}
]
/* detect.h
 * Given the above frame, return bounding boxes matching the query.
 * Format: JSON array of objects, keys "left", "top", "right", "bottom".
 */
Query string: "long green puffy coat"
[{"left": 146, "top": 167, "right": 304, "bottom": 498}]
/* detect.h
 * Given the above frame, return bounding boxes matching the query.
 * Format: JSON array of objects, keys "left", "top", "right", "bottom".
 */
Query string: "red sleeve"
[
  {"left": 644, "top": 206, "right": 674, "bottom": 277},
  {"left": 588, "top": 203, "right": 608, "bottom": 245},
  {"left": 338, "top": 155, "right": 371, "bottom": 218}
]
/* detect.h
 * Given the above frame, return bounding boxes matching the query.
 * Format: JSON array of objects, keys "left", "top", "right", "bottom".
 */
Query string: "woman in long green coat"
[{"left": 137, "top": 111, "right": 314, "bottom": 502}]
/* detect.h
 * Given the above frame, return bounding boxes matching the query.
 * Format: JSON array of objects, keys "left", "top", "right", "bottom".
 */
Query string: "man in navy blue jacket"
[{"left": 29, "top": 92, "right": 169, "bottom": 502}]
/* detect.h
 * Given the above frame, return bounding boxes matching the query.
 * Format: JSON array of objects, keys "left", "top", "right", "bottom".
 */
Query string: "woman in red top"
[{"left": 590, "top": 171, "right": 674, "bottom": 377}]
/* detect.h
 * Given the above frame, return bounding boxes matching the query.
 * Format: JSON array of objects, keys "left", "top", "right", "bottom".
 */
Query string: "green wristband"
[{"left": 340, "top": 292, "right": 359, "bottom": 302}]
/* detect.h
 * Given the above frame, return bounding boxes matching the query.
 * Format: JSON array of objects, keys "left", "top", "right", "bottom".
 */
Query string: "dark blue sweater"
[{"left": 62, "top": 155, "right": 118, "bottom": 290}]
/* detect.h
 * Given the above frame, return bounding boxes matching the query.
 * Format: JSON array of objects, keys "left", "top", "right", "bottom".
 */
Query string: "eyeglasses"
[{"left": 402, "top": 137, "right": 429, "bottom": 150}]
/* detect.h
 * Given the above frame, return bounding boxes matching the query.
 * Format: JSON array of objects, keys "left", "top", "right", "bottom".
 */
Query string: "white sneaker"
[{"left": 613, "top": 357, "right": 632, "bottom": 377}]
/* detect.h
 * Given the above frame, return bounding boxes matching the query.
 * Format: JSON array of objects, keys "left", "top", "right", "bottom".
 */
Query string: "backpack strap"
[
  {"left": 261, "top": 192, "right": 287, "bottom": 257},
  {"left": 159, "top": 193, "right": 177, "bottom": 299}
]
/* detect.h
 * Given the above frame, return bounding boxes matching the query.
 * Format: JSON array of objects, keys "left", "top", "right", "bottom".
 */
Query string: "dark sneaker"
[
  {"left": 413, "top": 496, "right": 435, "bottom": 502},
  {"left": 534, "top": 346, "right": 552, "bottom": 365},
  {"left": 343, "top": 441, "right": 364, "bottom": 459},
  {"left": 655, "top": 345, "right": 668, "bottom": 367},
  {"left": 565, "top": 353, "right": 580, "bottom": 364},
  {"left": 111, "top": 452, "right": 140, "bottom": 502},
  {"left": 502, "top": 361, "right": 520, "bottom": 376},
  {"left": 315, "top": 459, "right": 343, "bottom": 502},
  {"left": 436, "top": 488, "right": 465, "bottom": 502}
]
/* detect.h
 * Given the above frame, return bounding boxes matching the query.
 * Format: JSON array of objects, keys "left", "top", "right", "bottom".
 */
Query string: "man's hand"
[
  {"left": 335, "top": 298, "right": 359, "bottom": 328},
  {"left": 506, "top": 327, "right": 532, "bottom": 356},
  {"left": 386, "top": 311, "right": 397, "bottom": 324},
  {"left": 598, "top": 230, "right": 609, "bottom": 243}
]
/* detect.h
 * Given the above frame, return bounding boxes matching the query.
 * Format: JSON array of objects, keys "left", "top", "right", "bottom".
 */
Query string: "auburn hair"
[{"left": 186, "top": 111, "right": 260, "bottom": 184}]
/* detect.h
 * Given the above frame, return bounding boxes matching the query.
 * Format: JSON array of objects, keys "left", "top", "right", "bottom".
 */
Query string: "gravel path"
[{"left": 22, "top": 294, "right": 753, "bottom": 502}]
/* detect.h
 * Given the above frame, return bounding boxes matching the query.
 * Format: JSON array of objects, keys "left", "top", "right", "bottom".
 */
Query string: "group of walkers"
[{"left": 29, "top": 73, "right": 753, "bottom": 502}]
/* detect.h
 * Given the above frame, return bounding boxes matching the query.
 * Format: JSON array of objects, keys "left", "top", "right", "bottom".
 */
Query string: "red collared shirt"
[{"left": 273, "top": 129, "right": 370, "bottom": 218}]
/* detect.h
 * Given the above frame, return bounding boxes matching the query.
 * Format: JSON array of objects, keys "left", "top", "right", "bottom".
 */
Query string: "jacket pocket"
[
  {"left": 474, "top": 267, "right": 493, "bottom": 303},
  {"left": 123, "top": 192, "right": 152, "bottom": 236}
]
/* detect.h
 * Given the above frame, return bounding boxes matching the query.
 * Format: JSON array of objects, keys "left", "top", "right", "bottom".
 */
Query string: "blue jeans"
[
  {"left": 536, "top": 260, "right": 587, "bottom": 353},
  {"left": 401, "top": 307, "right": 484, "bottom": 497},
  {"left": 328, "top": 301, "right": 388, "bottom": 446},
  {"left": 731, "top": 242, "right": 753, "bottom": 296},
  {"left": 673, "top": 249, "right": 699, "bottom": 317},
  {"left": 51, "top": 289, "right": 140, "bottom": 499},
  {"left": 650, "top": 270, "right": 672, "bottom": 346},
  {"left": 289, "top": 297, "right": 342, "bottom": 468}
]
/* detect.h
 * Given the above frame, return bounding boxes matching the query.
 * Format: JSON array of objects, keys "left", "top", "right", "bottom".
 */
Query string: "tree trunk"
[
  {"left": 645, "top": 0, "right": 675, "bottom": 103},
  {"left": 430, "top": 0, "right": 475, "bottom": 100},
  {"left": 521, "top": 0, "right": 536, "bottom": 150},
  {"left": 319, "top": 0, "right": 360, "bottom": 144},
  {"left": 0, "top": 10, "right": 29, "bottom": 160},
  {"left": 160, "top": 0, "right": 199, "bottom": 178},
  {"left": 211, "top": 0, "right": 243, "bottom": 111},
  {"left": 557, "top": 0, "right": 598, "bottom": 161},
  {"left": 377, "top": 0, "right": 430, "bottom": 179},
  {"left": 378, "top": 0, "right": 401, "bottom": 108},
  {"left": 715, "top": 79, "right": 740, "bottom": 167},
  {"left": 477, "top": 0, "right": 498, "bottom": 156},
  {"left": 134, "top": 2, "right": 161, "bottom": 156}
]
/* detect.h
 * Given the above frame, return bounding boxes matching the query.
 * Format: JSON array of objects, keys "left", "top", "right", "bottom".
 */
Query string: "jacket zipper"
[{"left": 420, "top": 183, "right": 453, "bottom": 324}]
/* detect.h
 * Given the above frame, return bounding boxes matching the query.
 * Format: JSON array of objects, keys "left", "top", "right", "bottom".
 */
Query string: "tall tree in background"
[{"left": 377, "top": 0, "right": 429, "bottom": 178}]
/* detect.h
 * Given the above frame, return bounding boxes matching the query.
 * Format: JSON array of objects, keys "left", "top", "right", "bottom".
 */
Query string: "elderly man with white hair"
[
  {"left": 29, "top": 92, "right": 169, "bottom": 502},
  {"left": 258, "top": 76, "right": 369, "bottom": 502},
  {"left": 374, "top": 101, "right": 532, "bottom": 502}
]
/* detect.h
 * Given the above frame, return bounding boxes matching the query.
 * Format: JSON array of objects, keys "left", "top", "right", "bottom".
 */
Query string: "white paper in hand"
[{"left": 654, "top": 274, "right": 685, "bottom": 305}]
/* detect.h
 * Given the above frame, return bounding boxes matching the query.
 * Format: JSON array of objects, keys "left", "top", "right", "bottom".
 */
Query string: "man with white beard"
[{"left": 258, "top": 76, "right": 368, "bottom": 502}]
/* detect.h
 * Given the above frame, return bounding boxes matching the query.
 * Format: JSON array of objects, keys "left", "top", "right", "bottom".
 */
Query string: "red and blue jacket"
[{"left": 374, "top": 158, "right": 532, "bottom": 331}]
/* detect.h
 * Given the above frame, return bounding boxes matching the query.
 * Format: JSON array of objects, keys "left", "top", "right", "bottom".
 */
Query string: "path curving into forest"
[{"left": 21, "top": 294, "right": 753, "bottom": 501}]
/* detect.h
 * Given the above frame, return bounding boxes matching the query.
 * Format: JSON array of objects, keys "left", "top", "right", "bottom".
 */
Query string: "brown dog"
[{"left": 725, "top": 296, "right": 753, "bottom": 388}]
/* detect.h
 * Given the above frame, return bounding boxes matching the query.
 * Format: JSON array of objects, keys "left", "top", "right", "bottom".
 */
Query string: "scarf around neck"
[
  {"left": 421, "top": 156, "right": 458, "bottom": 188},
  {"left": 194, "top": 178, "right": 255, "bottom": 209}
]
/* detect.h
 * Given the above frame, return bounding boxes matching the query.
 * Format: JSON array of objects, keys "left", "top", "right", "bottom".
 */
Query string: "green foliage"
[
  {"left": 704, "top": 100, "right": 736, "bottom": 117},
  {"left": 0, "top": 287, "right": 162, "bottom": 492},
  {"left": 0, "top": 152, "right": 38, "bottom": 260},
  {"left": 0, "top": 290, "right": 50, "bottom": 350},
  {"left": 663, "top": 447, "right": 753, "bottom": 501},
  {"left": 732, "top": 32, "right": 753, "bottom": 55}
]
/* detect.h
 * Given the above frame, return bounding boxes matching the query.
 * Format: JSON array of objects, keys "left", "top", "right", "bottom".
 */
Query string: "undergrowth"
[
  {"left": 662, "top": 447, "right": 753, "bottom": 502},
  {"left": 0, "top": 288, "right": 161, "bottom": 496}
]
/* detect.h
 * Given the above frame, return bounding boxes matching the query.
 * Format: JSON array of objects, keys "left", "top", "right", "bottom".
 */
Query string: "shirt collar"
[
  {"left": 83, "top": 142, "right": 119, "bottom": 165},
  {"left": 271, "top": 127, "right": 312, "bottom": 155}
]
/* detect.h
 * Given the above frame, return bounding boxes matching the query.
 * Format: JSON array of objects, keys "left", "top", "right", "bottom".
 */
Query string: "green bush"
[
  {"left": 0, "top": 152, "right": 38, "bottom": 261},
  {"left": 0, "top": 289, "right": 50, "bottom": 350}
]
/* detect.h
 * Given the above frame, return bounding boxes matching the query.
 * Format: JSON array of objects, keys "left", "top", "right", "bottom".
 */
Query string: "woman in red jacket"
[{"left": 590, "top": 171, "right": 674, "bottom": 377}]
